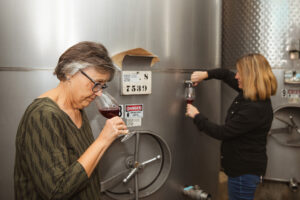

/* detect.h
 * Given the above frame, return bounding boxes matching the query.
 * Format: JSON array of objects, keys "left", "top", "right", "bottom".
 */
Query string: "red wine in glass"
[
  {"left": 98, "top": 107, "right": 120, "bottom": 119},
  {"left": 95, "top": 91, "right": 120, "bottom": 119},
  {"left": 186, "top": 98, "right": 194, "bottom": 104}
]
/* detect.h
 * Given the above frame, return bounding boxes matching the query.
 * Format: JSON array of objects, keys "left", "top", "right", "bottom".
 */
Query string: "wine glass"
[
  {"left": 95, "top": 91, "right": 120, "bottom": 119},
  {"left": 95, "top": 91, "right": 135, "bottom": 142},
  {"left": 184, "top": 80, "right": 195, "bottom": 104}
]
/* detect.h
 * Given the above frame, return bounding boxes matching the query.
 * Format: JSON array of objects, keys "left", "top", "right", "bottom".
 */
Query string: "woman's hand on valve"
[
  {"left": 191, "top": 71, "right": 208, "bottom": 86},
  {"left": 186, "top": 104, "right": 200, "bottom": 119}
]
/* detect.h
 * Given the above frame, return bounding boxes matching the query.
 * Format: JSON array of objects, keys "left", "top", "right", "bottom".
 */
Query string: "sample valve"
[{"left": 289, "top": 178, "right": 298, "bottom": 192}]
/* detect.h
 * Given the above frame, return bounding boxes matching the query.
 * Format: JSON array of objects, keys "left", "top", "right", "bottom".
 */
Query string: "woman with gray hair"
[{"left": 14, "top": 41, "right": 128, "bottom": 199}]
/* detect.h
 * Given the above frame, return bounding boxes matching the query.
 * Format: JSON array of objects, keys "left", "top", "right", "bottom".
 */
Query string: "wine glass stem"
[{"left": 120, "top": 131, "right": 137, "bottom": 142}]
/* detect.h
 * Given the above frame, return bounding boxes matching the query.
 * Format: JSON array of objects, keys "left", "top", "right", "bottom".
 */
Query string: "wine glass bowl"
[{"left": 95, "top": 91, "right": 120, "bottom": 119}]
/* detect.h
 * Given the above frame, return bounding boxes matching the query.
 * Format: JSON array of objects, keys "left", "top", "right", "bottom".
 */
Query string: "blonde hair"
[{"left": 236, "top": 53, "right": 277, "bottom": 101}]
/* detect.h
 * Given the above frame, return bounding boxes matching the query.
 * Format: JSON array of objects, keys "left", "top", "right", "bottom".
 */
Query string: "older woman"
[
  {"left": 186, "top": 53, "right": 277, "bottom": 200},
  {"left": 14, "top": 41, "right": 128, "bottom": 199}
]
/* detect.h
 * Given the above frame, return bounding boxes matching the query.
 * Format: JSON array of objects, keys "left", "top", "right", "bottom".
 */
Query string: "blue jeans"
[{"left": 228, "top": 174, "right": 260, "bottom": 200}]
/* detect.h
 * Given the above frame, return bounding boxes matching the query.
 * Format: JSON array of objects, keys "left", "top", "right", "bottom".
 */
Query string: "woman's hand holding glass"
[
  {"left": 99, "top": 117, "right": 128, "bottom": 143},
  {"left": 95, "top": 91, "right": 130, "bottom": 141},
  {"left": 186, "top": 104, "right": 200, "bottom": 119}
]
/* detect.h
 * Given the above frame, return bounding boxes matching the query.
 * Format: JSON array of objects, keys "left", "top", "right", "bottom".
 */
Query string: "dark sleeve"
[
  {"left": 193, "top": 103, "right": 260, "bottom": 140},
  {"left": 206, "top": 68, "right": 241, "bottom": 92},
  {"left": 23, "top": 110, "right": 89, "bottom": 199}
]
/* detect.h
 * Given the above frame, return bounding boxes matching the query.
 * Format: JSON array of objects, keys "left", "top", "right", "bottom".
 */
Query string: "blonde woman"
[{"left": 186, "top": 53, "right": 277, "bottom": 200}]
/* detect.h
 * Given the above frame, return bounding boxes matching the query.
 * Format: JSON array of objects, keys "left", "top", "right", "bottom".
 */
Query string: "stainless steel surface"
[
  {"left": 222, "top": 0, "right": 300, "bottom": 68},
  {"left": 0, "top": 0, "right": 222, "bottom": 199},
  {"left": 264, "top": 70, "right": 300, "bottom": 181},
  {"left": 268, "top": 107, "right": 300, "bottom": 147},
  {"left": 0, "top": 67, "right": 54, "bottom": 71},
  {"left": 0, "top": 0, "right": 221, "bottom": 70}
]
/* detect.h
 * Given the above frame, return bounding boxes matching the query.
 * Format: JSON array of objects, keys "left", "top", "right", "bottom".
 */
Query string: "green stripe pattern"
[{"left": 14, "top": 98, "right": 101, "bottom": 199}]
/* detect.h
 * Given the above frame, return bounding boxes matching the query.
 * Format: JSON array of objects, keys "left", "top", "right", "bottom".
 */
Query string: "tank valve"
[
  {"left": 289, "top": 178, "right": 298, "bottom": 192},
  {"left": 182, "top": 185, "right": 211, "bottom": 200}
]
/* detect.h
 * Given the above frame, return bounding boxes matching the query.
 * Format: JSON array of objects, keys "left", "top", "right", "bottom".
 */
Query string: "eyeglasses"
[{"left": 79, "top": 69, "right": 108, "bottom": 92}]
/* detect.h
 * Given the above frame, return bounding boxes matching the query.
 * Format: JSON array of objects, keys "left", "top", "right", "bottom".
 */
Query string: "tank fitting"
[
  {"left": 289, "top": 178, "right": 298, "bottom": 192},
  {"left": 182, "top": 185, "right": 211, "bottom": 200}
]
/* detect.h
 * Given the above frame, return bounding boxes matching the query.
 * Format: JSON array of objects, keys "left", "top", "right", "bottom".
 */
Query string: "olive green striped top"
[{"left": 14, "top": 98, "right": 101, "bottom": 199}]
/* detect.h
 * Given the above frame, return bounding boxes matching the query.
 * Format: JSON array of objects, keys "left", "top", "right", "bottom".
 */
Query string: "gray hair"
[
  {"left": 62, "top": 62, "right": 90, "bottom": 79},
  {"left": 54, "top": 41, "right": 115, "bottom": 81}
]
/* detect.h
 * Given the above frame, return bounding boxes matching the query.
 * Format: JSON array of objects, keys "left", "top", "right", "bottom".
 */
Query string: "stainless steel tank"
[{"left": 0, "top": 0, "right": 222, "bottom": 199}]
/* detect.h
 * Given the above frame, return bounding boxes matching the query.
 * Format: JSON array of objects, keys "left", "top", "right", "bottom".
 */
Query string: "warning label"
[
  {"left": 126, "top": 118, "right": 142, "bottom": 127},
  {"left": 125, "top": 104, "right": 143, "bottom": 119},
  {"left": 126, "top": 105, "right": 142, "bottom": 112}
]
